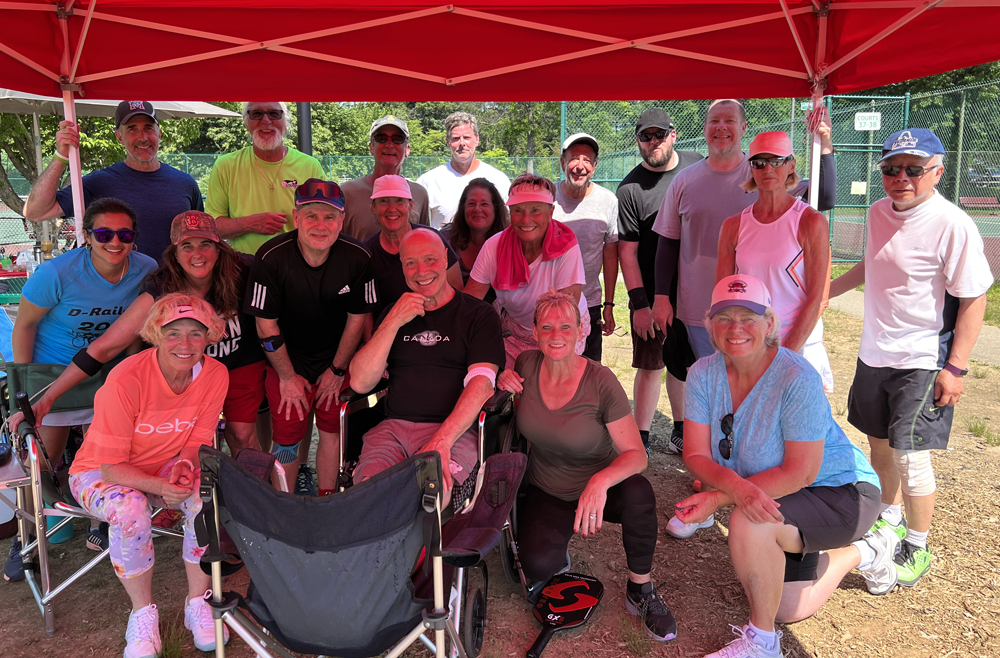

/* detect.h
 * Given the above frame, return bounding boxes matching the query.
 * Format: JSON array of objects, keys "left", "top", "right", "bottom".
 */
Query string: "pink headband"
[{"left": 507, "top": 184, "right": 554, "bottom": 206}]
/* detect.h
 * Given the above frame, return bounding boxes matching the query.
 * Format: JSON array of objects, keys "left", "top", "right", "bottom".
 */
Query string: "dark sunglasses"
[
  {"left": 879, "top": 164, "right": 939, "bottom": 178},
  {"left": 749, "top": 156, "right": 794, "bottom": 169},
  {"left": 88, "top": 228, "right": 136, "bottom": 244},
  {"left": 297, "top": 180, "right": 343, "bottom": 202},
  {"left": 247, "top": 109, "right": 284, "bottom": 121},
  {"left": 719, "top": 413, "right": 734, "bottom": 461},
  {"left": 637, "top": 130, "right": 668, "bottom": 143},
  {"left": 372, "top": 133, "right": 407, "bottom": 145}
]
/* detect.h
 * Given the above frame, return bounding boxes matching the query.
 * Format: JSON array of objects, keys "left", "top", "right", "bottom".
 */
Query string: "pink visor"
[
  {"left": 371, "top": 174, "right": 412, "bottom": 200},
  {"left": 747, "top": 131, "right": 793, "bottom": 158},
  {"left": 507, "top": 183, "right": 554, "bottom": 206}
]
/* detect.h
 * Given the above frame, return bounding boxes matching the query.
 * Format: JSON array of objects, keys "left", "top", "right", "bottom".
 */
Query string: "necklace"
[
  {"left": 114, "top": 257, "right": 128, "bottom": 284},
  {"left": 254, "top": 150, "right": 286, "bottom": 192}
]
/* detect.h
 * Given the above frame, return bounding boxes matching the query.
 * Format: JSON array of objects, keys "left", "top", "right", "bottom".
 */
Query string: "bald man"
[{"left": 349, "top": 230, "right": 504, "bottom": 498}]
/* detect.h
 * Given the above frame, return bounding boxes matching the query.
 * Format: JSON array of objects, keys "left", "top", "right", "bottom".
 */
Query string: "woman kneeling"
[
  {"left": 499, "top": 291, "right": 675, "bottom": 643},
  {"left": 677, "top": 275, "right": 898, "bottom": 658},
  {"left": 68, "top": 293, "right": 230, "bottom": 657}
]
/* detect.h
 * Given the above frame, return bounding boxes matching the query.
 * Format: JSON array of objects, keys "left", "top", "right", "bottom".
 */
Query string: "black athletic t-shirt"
[
  {"left": 377, "top": 291, "right": 504, "bottom": 423},
  {"left": 616, "top": 150, "right": 703, "bottom": 297},
  {"left": 362, "top": 224, "right": 459, "bottom": 320},
  {"left": 143, "top": 253, "right": 264, "bottom": 371},
  {"left": 244, "top": 230, "right": 377, "bottom": 383}
]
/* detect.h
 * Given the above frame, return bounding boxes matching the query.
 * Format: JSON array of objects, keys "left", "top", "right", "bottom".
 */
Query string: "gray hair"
[
  {"left": 705, "top": 308, "right": 782, "bottom": 351},
  {"left": 445, "top": 111, "right": 479, "bottom": 140}
]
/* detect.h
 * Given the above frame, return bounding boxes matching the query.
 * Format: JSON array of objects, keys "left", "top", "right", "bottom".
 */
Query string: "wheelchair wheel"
[{"left": 463, "top": 586, "right": 486, "bottom": 658}]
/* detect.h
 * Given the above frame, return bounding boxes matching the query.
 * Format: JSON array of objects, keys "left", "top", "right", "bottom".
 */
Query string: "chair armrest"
[
  {"left": 339, "top": 377, "right": 389, "bottom": 402},
  {"left": 482, "top": 389, "right": 512, "bottom": 416}
]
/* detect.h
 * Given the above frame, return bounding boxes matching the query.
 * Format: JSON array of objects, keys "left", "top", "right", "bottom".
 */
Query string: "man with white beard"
[{"left": 206, "top": 101, "right": 324, "bottom": 256}]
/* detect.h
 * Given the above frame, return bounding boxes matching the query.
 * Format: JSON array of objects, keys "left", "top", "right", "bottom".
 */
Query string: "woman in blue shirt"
[{"left": 677, "top": 274, "right": 897, "bottom": 658}]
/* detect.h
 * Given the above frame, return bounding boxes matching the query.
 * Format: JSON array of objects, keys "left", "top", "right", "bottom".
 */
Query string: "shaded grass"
[{"left": 986, "top": 282, "right": 1000, "bottom": 328}]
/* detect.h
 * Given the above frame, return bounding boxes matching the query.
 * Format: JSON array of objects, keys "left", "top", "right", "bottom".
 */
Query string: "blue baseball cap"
[
  {"left": 880, "top": 129, "right": 945, "bottom": 163},
  {"left": 294, "top": 179, "right": 345, "bottom": 210}
]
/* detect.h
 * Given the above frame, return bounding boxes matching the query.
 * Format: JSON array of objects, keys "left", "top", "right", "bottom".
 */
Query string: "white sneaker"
[
  {"left": 124, "top": 604, "right": 161, "bottom": 658},
  {"left": 185, "top": 590, "right": 230, "bottom": 652},
  {"left": 703, "top": 625, "right": 783, "bottom": 658},
  {"left": 666, "top": 514, "right": 714, "bottom": 539},
  {"left": 856, "top": 525, "right": 899, "bottom": 595}
]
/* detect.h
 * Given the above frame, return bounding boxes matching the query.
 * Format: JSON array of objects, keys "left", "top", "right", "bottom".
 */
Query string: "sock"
[
  {"left": 639, "top": 430, "right": 650, "bottom": 447},
  {"left": 747, "top": 622, "right": 778, "bottom": 651},
  {"left": 881, "top": 504, "right": 903, "bottom": 526},
  {"left": 905, "top": 528, "right": 928, "bottom": 549},
  {"left": 854, "top": 538, "right": 878, "bottom": 571},
  {"left": 626, "top": 580, "right": 648, "bottom": 595},
  {"left": 673, "top": 420, "right": 683, "bottom": 434}
]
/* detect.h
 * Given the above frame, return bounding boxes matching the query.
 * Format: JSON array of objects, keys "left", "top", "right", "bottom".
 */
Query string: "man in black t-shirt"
[
  {"left": 245, "top": 179, "right": 377, "bottom": 496},
  {"left": 616, "top": 109, "right": 702, "bottom": 457},
  {"left": 350, "top": 229, "right": 504, "bottom": 500}
]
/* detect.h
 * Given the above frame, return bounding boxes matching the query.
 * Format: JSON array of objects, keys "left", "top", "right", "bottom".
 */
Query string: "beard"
[
  {"left": 642, "top": 142, "right": 675, "bottom": 169},
  {"left": 252, "top": 128, "right": 285, "bottom": 152}
]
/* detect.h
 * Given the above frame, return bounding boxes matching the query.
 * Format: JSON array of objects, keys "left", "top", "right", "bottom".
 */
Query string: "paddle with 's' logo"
[{"left": 526, "top": 572, "right": 604, "bottom": 658}]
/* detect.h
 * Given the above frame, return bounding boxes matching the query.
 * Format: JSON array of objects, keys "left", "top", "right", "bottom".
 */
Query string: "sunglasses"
[
  {"left": 247, "top": 109, "right": 284, "bottom": 121},
  {"left": 88, "top": 228, "right": 136, "bottom": 244},
  {"left": 637, "top": 130, "right": 668, "bottom": 143},
  {"left": 749, "top": 156, "right": 794, "bottom": 169},
  {"left": 297, "top": 180, "right": 343, "bottom": 202},
  {"left": 719, "top": 413, "right": 734, "bottom": 461},
  {"left": 372, "top": 133, "right": 407, "bottom": 145},
  {"left": 879, "top": 164, "right": 939, "bottom": 178}
]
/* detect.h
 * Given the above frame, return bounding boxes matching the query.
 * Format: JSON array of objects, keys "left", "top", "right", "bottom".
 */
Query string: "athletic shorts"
[
  {"left": 582, "top": 306, "right": 603, "bottom": 362},
  {"left": 223, "top": 361, "right": 266, "bottom": 424},
  {"left": 662, "top": 317, "right": 696, "bottom": 382},
  {"left": 847, "top": 359, "right": 954, "bottom": 451},
  {"left": 264, "top": 364, "right": 341, "bottom": 446},
  {"left": 686, "top": 324, "right": 716, "bottom": 361},
  {"left": 629, "top": 303, "right": 665, "bottom": 370},
  {"left": 779, "top": 481, "right": 881, "bottom": 581},
  {"left": 354, "top": 418, "right": 478, "bottom": 485}
]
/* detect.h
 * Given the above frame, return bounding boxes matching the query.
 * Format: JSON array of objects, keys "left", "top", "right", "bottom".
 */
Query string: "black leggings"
[{"left": 517, "top": 475, "right": 658, "bottom": 582}]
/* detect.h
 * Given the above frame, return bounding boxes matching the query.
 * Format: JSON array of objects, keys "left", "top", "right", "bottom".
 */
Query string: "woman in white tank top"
[{"left": 715, "top": 131, "right": 834, "bottom": 391}]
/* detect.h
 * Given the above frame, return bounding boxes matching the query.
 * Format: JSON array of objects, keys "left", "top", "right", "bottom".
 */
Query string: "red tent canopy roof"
[{"left": 2, "top": 0, "right": 999, "bottom": 101}]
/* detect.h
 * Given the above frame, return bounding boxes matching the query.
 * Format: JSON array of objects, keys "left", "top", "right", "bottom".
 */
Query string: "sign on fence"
[{"left": 854, "top": 112, "right": 882, "bottom": 131}]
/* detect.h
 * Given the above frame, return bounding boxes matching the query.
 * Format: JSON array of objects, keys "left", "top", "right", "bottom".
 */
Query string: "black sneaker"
[
  {"left": 86, "top": 523, "right": 109, "bottom": 552},
  {"left": 295, "top": 465, "right": 317, "bottom": 496},
  {"left": 625, "top": 582, "right": 677, "bottom": 642},
  {"left": 667, "top": 426, "right": 683, "bottom": 455},
  {"left": 4, "top": 538, "right": 24, "bottom": 582}
]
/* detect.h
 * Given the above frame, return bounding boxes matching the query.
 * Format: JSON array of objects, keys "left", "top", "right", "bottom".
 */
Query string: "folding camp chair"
[{"left": 197, "top": 443, "right": 525, "bottom": 658}]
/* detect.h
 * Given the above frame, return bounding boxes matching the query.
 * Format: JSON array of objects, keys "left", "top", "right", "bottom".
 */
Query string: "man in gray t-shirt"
[{"left": 553, "top": 133, "right": 619, "bottom": 362}]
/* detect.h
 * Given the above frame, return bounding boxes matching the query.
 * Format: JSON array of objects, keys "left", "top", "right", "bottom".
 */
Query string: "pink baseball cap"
[
  {"left": 371, "top": 174, "right": 412, "bottom": 200},
  {"left": 162, "top": 301, "right": 217, "bottom": 329},
  {"left": 710, "top": 274, "right": 772, "bottom": 317},
  {"left": 507, "top": 181, "right": 555, "bottom": 206},
  {"left": 747, "top": 131, "right": 793, "bottom": 158}
]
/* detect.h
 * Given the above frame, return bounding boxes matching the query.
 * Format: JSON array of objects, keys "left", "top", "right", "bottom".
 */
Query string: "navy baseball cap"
[
  {"left": 880, "top": 129, "right": 945, "bottom": 163},
  {"left": 115, "top": 101, "right": 157, "bottom": 128},
  {"left": 294, "top": 179, "right": 345, "bottom": 210}
]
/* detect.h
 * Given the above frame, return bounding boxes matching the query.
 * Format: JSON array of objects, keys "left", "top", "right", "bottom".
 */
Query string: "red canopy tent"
[{"left": 3, "top": 0, "right": 1000, "bottom": 238}]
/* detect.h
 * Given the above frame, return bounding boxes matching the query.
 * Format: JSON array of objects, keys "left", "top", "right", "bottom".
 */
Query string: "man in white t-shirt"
[
  {"left": 553, "top": 133, "right": 619, "bottom": 362},
  {"left": 417, "top": 112, "right": 511, "bottom": 228},
  {"left": 831, "top": 128, "right": 993, "bottom": 591}
]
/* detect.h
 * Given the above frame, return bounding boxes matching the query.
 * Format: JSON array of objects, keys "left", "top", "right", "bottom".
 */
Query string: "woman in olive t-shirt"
[{"left": 498, "top": 290, "right": 676, "bottom": 643}]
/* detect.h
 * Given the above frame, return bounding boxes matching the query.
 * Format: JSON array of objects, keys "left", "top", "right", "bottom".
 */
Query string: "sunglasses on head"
[
  {"left": 247, "top": 109, "right": 284, "bottom": 121},
  {"left": 749, "top": 155, "right": 794, "bottom": 169},
  {"left": 372, "top": 133, "right": 407, "bottom": 145},
  {"left": 88, "top": 228, "right": 136, "bottom": 244},
  {"left": 719, "top": 413, "right": 734, "bottom": 461},
  {"left": 298, "top": 180, "right": 343, "bottom": 201},
  {"left": 879, "top": 164, "right": 938, "bottom": 178},
  {"left": 637, "top": 130, "right": 669, "bottom": 143}
]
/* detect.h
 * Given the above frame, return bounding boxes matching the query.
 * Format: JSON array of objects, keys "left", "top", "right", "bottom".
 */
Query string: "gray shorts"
[
  {"left": 779, "top": 481, "right": 881, "bottom": 557},
  {"left": 354, "top": 418, "right": 478, "bottom": 485},
  {"left": 847, "top": 359, "right": 953, "bottom": 450}
]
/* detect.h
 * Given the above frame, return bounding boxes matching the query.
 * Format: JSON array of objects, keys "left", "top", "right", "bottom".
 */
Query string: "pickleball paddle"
[{"left": 526, "top": 572, "right": 604, "bottom": 658}]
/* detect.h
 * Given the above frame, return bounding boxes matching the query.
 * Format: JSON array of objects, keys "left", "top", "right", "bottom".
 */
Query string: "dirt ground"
[{"left": 1, "top": 308, "right": 999, "bottom": 658}]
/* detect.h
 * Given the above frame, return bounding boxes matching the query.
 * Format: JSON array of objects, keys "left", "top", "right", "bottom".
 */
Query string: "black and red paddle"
[{"left": 526, "top": 572, "right": 604, "bottom": 658}]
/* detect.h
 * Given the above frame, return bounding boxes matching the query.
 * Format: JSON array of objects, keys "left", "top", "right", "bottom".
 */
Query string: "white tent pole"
[
  {"left": 809, "top": 91, "right": 823, "bottom": 210},
  {"left": 57, "top": 8, "right": 85, "bottom": 247}
]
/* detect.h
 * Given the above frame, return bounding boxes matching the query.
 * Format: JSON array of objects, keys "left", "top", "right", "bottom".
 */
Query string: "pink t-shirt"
[{"left": 70, "top": 349, "right": 228, "bottom": 477}]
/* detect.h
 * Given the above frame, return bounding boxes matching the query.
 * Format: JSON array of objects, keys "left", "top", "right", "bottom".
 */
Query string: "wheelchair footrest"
[{"left": 207, "top": 591, "right": 241, "bottom": 619}]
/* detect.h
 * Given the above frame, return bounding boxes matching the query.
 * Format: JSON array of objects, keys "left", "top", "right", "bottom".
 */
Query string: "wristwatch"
[
  {"left": 943, "top": 362, "right": 968, "bottom": 377},
  {"left": 331, "top": 366, "right": 347, "bottom": 377}
]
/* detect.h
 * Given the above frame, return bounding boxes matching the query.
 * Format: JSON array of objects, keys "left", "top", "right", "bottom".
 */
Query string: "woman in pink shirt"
[{"left": 68, "top": 293, "right": 230, "bottom": 657}]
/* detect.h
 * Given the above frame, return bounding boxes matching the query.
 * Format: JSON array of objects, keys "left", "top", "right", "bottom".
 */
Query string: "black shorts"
[
  {"left": 582, "top": 306, "right": 603, "bottom": 362},
  {"left": 779, "top": 482, "right": 881, "bottom": 581},
  {"left": 847, "top": 359, "right": 953, "bottom": 451},
  {"left": 629, "top": 303, "right": 665, "bottom": 370}
]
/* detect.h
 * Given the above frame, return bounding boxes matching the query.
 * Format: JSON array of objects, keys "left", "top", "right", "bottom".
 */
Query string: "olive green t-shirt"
[{"left": 514, "top": 350, "right": 633, "bottom": 501}]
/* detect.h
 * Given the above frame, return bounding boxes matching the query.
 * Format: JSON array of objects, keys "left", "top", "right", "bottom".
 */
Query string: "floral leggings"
[{"left": 68, "top": 457, "right": 205, "bottom": 579}]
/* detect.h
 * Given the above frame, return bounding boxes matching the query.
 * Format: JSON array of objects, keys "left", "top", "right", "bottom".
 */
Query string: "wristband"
[
  {"left": 173, "top": 459, "right": 195, "bottom": 472},
  {"left": 52, "top": 152, "right": 69, "bottom": 164},
  {"left": 943, "top": 362, "right": 968, "bottom": 377},
  {"left": 331, "top": 366, "right": 347, "bottom": 377},
  {"left": 260, "top": 334, "right": 285, "bottom": 352},
  {"left": 464, "top": 366, "right": 497, "bottom": 388},
  {"left": 603, "top": 302, "right": 615, "bottom": 307},
  {"left": 72, "top": 348, "right": 105, "bottom": 377},
  {"left": 627, "top": 287, "right": 650, "bottom": 310}
]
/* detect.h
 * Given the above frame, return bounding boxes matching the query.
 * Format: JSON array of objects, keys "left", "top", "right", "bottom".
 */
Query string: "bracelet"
[
  {"left": 260, "top": 334, "right": 285, "bottom": 352},
  {"left": 603, "top": 302, "right": 615, "bottom": 307},
  {"left": 72, "top": 348, "right": 105, "bottom": 377},
  {"left": 174, "top": 459, "right": 195, "bottom": 472},
  {"left": 627, "top": 287, "right": 650, "bottom": 310},
  {"left": 52, "top": 152, "right": 69, "bottom": 164}
]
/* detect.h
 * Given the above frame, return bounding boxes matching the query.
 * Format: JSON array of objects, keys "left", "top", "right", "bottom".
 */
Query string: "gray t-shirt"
[
  {"left": 652, "top": 157, "right": 758, "bottom": 326},
  {"left": 553, "top": 184, "right": 619, "bottom": 307},
  {"left": 341, "top": 175, "right": 431, "bottom": 241},
  {"left": 514, "top": 350, "right": 633, "bottom": 501}
]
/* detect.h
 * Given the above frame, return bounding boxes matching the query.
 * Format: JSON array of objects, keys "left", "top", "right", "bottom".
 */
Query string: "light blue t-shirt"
[
  {"left": 685, "top": 348, "right": 879, "bottom": 490},
  {"left": 22, "top": 248, "right": 157, "bottom": 365}
]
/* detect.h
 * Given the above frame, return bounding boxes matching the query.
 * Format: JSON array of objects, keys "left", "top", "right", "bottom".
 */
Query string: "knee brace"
[
  {"left": 271, "top": 440, "right": 302, "bottom": 465},
  {"left": 892, "top": 448, "right": 936, "bottom": 497}
]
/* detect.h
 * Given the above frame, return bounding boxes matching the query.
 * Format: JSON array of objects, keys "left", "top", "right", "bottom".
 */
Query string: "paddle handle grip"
[
  {"left": 15, "top": 391, "right": 36, "bottom": 427},
  {"left": 526, "top": 627, "right": 555, "bottom": 658}
]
